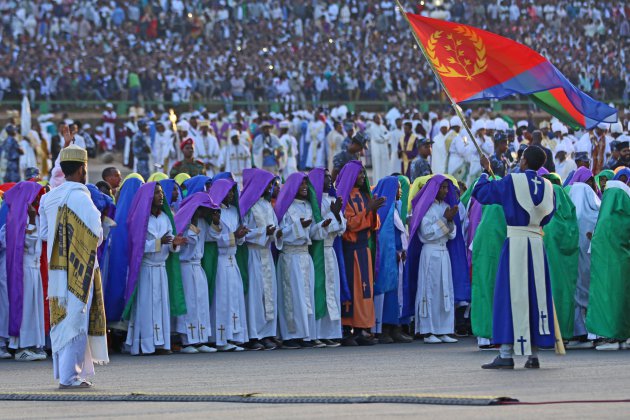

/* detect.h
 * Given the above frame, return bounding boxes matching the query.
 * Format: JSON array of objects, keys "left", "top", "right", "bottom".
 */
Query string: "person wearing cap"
[
  {"left": 169, "top": 138, "right": 205, "bottom": 178},
  {"left": 326, "top": 120, "right": 345, "bottom": 173},
  {"left": 253, "top": 122, "right": 283, "bottom": 174},
  {"left": 331, "top": 131, "right": 368, "bottom": 182},
  {"left": 611, "top": 139, "right": 629, "bottom": 170},
  {"left": 194, "top": 120, "right": 220, "bottom": 176},
  {"left": 2, "top": 125, "right": 23, "bottom": 182},
  {"left": 132, "top": 120, "right": 152, "bottom": 181},
  {"left": 102, "top": 103, "right": 117, "bottom": 151},
  {"left": 555, "top": 142, "right": 577, "bottom": 181},
  {"left": 366, "top": 114, "right": 390, "bottom": 183},
  {"left": 388, "top": 118, "right": 404, "bottom": 174},
  {"left": 530, "top": 130, "right": 555, "bottom": 173},
  {"left": 574, "top": 152, "right": 591, "bottom": 169},
  {"left": 409, "top": 137, "right": 434, "bottom": 183},
  {"left": 431, "top": 119, "right": 449, "bottom": 174},
  {"left": 38, "top": 143, "right": 108, "bottom": 388},
  {"left": 489, "top": 132, "right": 510, "bottom": 177},
  {"left": 539, "top": 120, "right": 557, "bottom": 151},
  {"left": 398, "top": 120, "right": 419, "bottom": 177},
  {"left": 154, "top": 121, "right": 175, "bottom": 172},
  {"left": 278, "top": 120, "right": 299, "bottom": 177},
  {"left": 218, "top": 129, "right": 251, "bottom": 186},
  {"left": 445, "top": 116, "right": 462, "bottom": 170}
]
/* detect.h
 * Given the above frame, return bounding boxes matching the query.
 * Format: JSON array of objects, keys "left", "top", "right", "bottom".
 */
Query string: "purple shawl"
[
  {"left": 334, "top": 160, "right": 363, "bottom": 212},
  {"left": 5, "top": 181, "right": 44, "bottom": 336},
  {"left": 125, "top": 182, "right": 158, "bottom": 302},
  {"left": 274, "top": 172, "right": 307, "bottom": 221},
  {"left": 208, "top": 178, "right": 237, "bottom": 207},
  {"left": 174, "top": 192, "right": 219, "bottom": 234},
  {"left": 308, "top": 167, "right": 326, "bottom": 206},
  {"left": 239, "top": 168, "right": 275, "bottom": 218},
  {"left": 569, "top": 166, "right": 594, "bottom": 185},
  {"left": 537, "top": 167, "right": 550, "bottom": 176},
  {"left": 408, "top": 175, "right": 459, "bottom": 240}
]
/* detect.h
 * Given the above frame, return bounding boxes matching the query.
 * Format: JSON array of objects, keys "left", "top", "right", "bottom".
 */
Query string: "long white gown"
[
  {"left": 316, "top": 193, "right": 346, "bottom": 340},
  {"left": 431, "top": 132, "right": 448, "bottom": 175},
  {"left": 207, "top": 205, "right": 249, "bottom": 346},
  {"left": 415, "top": 201, "right": 457, "bottom": 335},
  {"left": 368, "top": 122, "right": 390, "bottom": 183},
  {"left": 175, "top": 219, "right": 212, "bottom": 345},
  {"left": 277, "top": 199, "right": 327, "bottom": 341},
  {"left": 0, "top": 224, "right": 45, "bottom": 350},
  {"left": 568, "top": 183, "right": 600, "bottom": 337},
  {"left": 244, "top": 198, "right": 283, "bottom": 340},
  {"left": 126, "top": 211, "right": 178, "bottom": 355}
]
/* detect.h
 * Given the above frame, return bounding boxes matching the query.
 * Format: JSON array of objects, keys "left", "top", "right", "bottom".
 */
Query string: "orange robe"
[{"left": 341, "top": 188, "right": 380, "bottom": 328}]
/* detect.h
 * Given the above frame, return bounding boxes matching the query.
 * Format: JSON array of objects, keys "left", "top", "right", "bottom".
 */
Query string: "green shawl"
[
  {"left": 470, "top": 203, "right": 507, "bottom": 339},
  {"left": 307, "top": 182, "right": 326, "bottom": 320},
  {"left": 543, "top": 184, "right": 579, "bottom": 339},
  {"left": 586, "top": 187, "right": 630, "bottom": 339},
  {"left": 397, "top": 175, "right": 410, "bottom": 224}
]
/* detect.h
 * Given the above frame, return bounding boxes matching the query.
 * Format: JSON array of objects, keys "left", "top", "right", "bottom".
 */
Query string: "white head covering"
[
  {"left": 438, "top": 119, "right": 449, "bottom": 129},
  {"left": 610, "top": 122, "right": 623, "bottom": 134},
  {"left": 449, "top": 116, "right": 462, "bottom": 127},
  {"left": 517, "top": 120, "right": 528, "bottom": 129},
  {"left": 178, "top": 120, "right": 190, "bottom": 131},
  {"left": 484, "top": 119, "right": 495, "bottom": 130},
  {"left": 551, "top": 121, "right": 565, "bottom": 133},
  {"left": 472, "top": 120, "right": 485, "bottom": 133}
]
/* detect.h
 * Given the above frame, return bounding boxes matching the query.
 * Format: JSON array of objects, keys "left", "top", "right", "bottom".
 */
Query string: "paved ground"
[{"left": 1, "top": 338, "right": 628, "bottom": 419}]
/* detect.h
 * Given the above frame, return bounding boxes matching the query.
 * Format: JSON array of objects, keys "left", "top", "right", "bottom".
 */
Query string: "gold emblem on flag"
[{"left": 426, "top": 26, "right": 487, "bottom": 80}]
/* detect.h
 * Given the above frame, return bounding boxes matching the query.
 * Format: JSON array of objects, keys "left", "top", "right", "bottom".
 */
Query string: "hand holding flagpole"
[{"left": 394, "top": 0, "right": 495, "bottom": 178}]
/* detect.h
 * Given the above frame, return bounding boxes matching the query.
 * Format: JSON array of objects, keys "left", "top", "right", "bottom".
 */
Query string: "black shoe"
[
  {"left": 481, "top": 355, "right": 514, "bottom": 370},
  {"left": 524, "top": 358, "right": 540, "bottom": 369},
  {"left": 377, "top": 333, "right": 394, "bottom": 344},
  {"left": 245, "top": 340, "right": 264, "bottom": 351},
  {"left": 321, "top": 339, "right": 341, "bottom": 348},
  {"left": 356, "top": 334, "right": 378, "bottom": 346},
  {"left": 341, "top": 336, "right": 358, "bottom": 347},
  {"left": 390, "top": 326, "right": 413, "bottom": 343},
  {"left": 311, "top": 339, "right": 327, "bottom": 348},
  {"left": 261, "top": 338, "right": 277, "bottom": 350},
  {"left": 282, "top": 339, "right": 301, "bottom": 350},
  {"left": 299, "top": 340, "right": 315, "bottom": 348}
]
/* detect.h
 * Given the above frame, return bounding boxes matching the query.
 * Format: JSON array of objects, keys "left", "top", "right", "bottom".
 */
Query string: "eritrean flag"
[{"left": 406, "top": 14, "right": 617, "bottom": 130}]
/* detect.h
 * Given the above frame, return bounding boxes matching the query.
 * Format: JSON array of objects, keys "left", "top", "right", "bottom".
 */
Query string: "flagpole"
[{"left": 394, "top": 0, "right": 495, "bottom": 178}]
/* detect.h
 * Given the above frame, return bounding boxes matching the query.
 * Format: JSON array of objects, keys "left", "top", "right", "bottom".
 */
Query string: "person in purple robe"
[{"left": 474, "top": 146, "right": 557, "bottom": 369}]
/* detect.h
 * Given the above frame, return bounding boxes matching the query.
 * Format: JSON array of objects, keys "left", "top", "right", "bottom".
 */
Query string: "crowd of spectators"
[{"left": 0, "top": 0, "right": 628, "bottom": 109}]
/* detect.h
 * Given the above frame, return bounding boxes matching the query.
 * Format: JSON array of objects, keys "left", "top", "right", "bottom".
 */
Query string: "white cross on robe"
[{"left": 531, "top": 177, "right": 542, "bottom": 194}]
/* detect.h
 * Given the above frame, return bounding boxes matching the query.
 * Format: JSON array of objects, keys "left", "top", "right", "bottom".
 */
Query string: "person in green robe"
[
  {"left": 542, "top": 176, "right": 579, "bottom": 340},
  {"left": 594, "top": 169, "right": 615, "bottom": 193},
  {"left": 586, "top": 181, "right": 630, "bottom": 350}
]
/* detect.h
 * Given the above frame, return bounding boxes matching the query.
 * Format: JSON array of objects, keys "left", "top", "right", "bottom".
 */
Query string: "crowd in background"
[{"left": 0, "top": 0, "right": 628, "bottom": 110}]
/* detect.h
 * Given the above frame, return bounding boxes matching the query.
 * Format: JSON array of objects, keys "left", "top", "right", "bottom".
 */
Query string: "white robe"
[
  {"left": 277, "top": 199, "right": 327, "bottom": 340},
  {"left": 388, "top": 128, "right": 403, "bottom": 174},
  {"left": 39, "top": 181, "right": 106, "bottom": 385},
  {"left": 568, "top": 183, "right": 600, "bottom": 337},
  {"left": 154, "top": 130, "right": 175, "bottom": 171},
  {"left": 431, "top": 132, "right": 448, "bottom": 175},
  {"left": 279, "top": 133, "right": 299, "bottom": 177},
  {"left": 0, "top": 224, "right": 45, "bottom": 350},
  {"left": 367, "top": 122, "right": 390, "bottom": 183},
  {"left": 175, "top": 219, "right": 212, "bottom": 345},
  {"left": 126, "top": 211, "right": 178, "bottom": 355},
  {"left": 306, "top": 121, "right": 326, "bottom": 168},
  {"left": 244, "top": 199, "right": 283, "bottom": 339},
  {"left": 218, "top": 144, "right": 251, "bottom": 186},
  {"left": 195, "top": 133, "right": 221, "bottom": 176},
  {"left": 415, "top": 201, "right": 457, "bottom": 335},
  {"left": 326, "top": 130, "right": 344, "bottom": 172},
  {"left": 316, "top": 194, "right": 346, "bottom": 339},
  {"left": 207, "top": 205, "right": 249, "bottom": 345}
]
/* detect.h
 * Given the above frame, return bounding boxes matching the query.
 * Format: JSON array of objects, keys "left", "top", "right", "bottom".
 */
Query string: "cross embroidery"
[
  {"left": 188, "top": 324, "right": 196, "bottom": 339},
  {"left": 199, "top": 325, "right": 206, "bottom": 339},
  {"left": 540, "top": 311, "right": 548, "bottom": 335},
  {"left": 517, "top": 336, "right": 528, "bottom": 354},
  {"left": 343, "top": 301, "right": 351, "bottom": 312},
  {"left": 362, "top": 281, "right": 367, "bottom": 293},
  {"left": 531, "top": 177, "right": 542, "bottom": 195},
  {"left": 232, "top": 313, "right": 239, "bottom": 329},
  {"left": 153, "top": 324, "right": 161, "bottom": 337},
  {"left": 218, "top": 325, "right": 226, "bottom": 341}
]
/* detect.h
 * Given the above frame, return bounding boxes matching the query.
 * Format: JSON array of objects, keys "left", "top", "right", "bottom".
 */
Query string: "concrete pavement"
[{"left": 1, "top": 337, "right": 629, "bottom": 418}]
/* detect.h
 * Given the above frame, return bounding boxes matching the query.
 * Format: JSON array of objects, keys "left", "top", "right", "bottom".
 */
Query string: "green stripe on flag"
[{"left": 530, "top": 91, "right": 581, "bottom": 130}]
